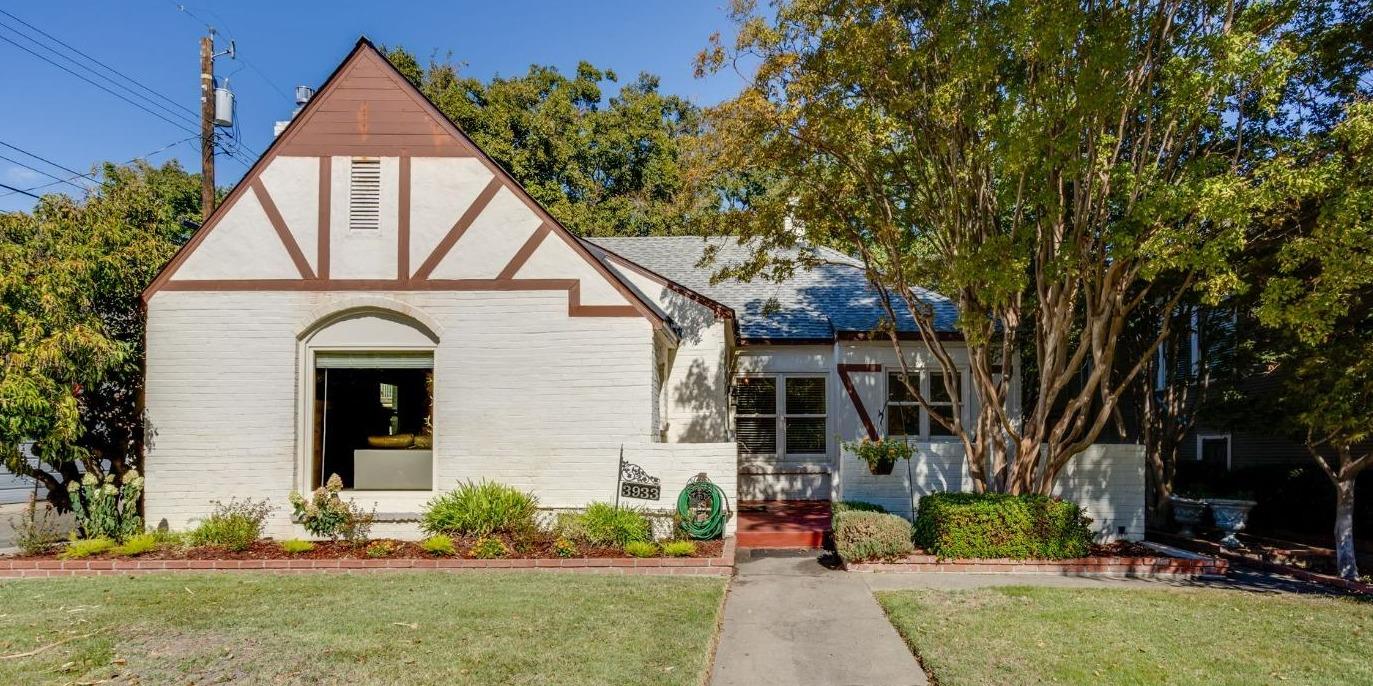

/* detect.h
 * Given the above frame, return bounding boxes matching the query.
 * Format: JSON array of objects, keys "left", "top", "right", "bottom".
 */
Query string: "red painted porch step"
[{"left": 737, "top": 500, "right": 831, "bottom": 549}]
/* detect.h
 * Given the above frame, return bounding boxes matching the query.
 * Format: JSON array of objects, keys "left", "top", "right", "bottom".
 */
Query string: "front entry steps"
[{"left": 737, "top": 500, "right": 831, "bottom": 549}]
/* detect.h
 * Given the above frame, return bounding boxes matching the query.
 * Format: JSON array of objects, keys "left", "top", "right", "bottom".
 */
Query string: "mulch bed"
[{"left": 5, "top": 536, "right": 724, "bottom": 562}]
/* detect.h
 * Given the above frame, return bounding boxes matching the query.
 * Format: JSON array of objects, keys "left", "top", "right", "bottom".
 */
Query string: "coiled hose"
[{"left": 676, "top": 477, "right": 729, "bottom": 540}]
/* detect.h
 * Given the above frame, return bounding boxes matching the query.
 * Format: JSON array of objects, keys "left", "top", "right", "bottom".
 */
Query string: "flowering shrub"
[
  {"left": 289, "top": 474, "right": 375, "bottom": 544},
  {"left": 68, "top": 470, "right": 143, "bottom": 542},
  {"left": 553, "top": 537, "right": 579, "bottom": 558},
  {"left": 470, "top": 536, "right": 509, "bottom": 559}
]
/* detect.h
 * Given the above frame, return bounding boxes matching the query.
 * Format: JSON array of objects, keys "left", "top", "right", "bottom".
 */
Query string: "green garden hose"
[{"left": 676, "top": 476, "right": 729, "bottom": 540}]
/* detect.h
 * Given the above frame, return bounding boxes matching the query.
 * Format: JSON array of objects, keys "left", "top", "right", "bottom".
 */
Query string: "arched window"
[{"left": 302, "top": 309, "right": 437, "bottom": 491}]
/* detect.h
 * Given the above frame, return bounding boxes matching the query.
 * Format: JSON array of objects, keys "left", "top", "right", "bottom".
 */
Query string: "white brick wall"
[
  {"left": 836, "top": 442, "right": 1146, "bottom": 541},
  {"left": 144, "top": 290, "right": 735, "bottom": 539}
]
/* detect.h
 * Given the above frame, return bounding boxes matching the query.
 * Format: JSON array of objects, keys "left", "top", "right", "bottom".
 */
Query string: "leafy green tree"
[
  {"left": 0, "top": 161, "right": 199, "bottom": 510},
  {"left": 694, "top": 0, "right": 1290, "bottom": 493},
  {"left": 1255, "top": 102, "right": 1373, "bottom": 580},
  {"left": 386, "top": 47, "right": 712, "bottom": 237}
]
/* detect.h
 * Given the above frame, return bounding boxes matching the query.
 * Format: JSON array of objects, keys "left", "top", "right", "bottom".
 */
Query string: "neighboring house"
[{"left": 141, "top": 38, "right": 1144, "bottom": 542}]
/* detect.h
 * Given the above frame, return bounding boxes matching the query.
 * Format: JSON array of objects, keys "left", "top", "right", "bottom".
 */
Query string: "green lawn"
[
  {"left": 0, "top": 572, "right": 726, "bottom": 685},
  {"left": 877, "top": 586, "right": 1373, "bottom": 686}
]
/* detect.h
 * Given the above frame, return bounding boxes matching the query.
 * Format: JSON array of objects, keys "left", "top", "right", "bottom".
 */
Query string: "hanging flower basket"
[{"left": 843, "top": 437, "right": 913, "bottom": 476}]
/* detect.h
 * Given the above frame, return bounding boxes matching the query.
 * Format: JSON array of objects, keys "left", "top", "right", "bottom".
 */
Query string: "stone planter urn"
[
  {"left": 1169, "top": 495, "right": 1208, "bottom": 538},
  {"left": 1207, "top": 498, "right": 1257, "bottom": 549}
]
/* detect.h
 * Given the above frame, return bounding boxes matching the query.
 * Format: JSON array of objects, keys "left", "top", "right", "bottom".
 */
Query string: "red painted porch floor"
[{"left": 736, "top": 500, "right": 831, "bottom": 549}]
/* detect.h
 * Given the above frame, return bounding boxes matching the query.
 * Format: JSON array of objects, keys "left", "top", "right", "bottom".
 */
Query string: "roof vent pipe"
[{"left": 274, "top": 85, "right": 316, "bottom": 137}]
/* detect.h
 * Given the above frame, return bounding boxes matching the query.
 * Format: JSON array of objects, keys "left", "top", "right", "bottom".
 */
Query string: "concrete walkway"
[
  {"left": 709, "top": 548, "right": 1350, "bottom": 686},
  {"left": 709, "top": 550, "right": 927, "bottom": 686}
]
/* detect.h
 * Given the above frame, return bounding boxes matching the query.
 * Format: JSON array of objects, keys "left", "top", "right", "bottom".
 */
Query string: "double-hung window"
[
  {"left": 734, "top": 375, "right": 828, "bottom": 457},
  {"left": 886, "top": 370, "right": 956, "bottom": 439}
]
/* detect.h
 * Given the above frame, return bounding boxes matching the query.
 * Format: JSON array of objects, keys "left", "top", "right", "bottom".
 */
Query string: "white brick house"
[{"left": 142, "top": 39, "right": 1144, "bottom": 541}]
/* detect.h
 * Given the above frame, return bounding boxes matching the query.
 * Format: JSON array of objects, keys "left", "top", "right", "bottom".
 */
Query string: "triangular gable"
[{"left": 143, "top": 38, "right": 663, "bottom": 328}]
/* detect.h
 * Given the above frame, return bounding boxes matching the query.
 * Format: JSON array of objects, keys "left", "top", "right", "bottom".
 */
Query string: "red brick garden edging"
[
  {"left": 0, "top": 538, "right": 736, "bottom": 579},
  {"left": 844, "top": 551, "right": 1226, "bottom": 578}
]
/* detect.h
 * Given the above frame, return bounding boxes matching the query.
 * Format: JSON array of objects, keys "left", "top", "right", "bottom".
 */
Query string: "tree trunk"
[{"left": 1334, "top": 477, "right": 1359, "bottom": 581}]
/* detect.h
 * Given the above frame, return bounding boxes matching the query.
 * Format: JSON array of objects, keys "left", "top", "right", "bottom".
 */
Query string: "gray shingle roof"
[{"left": 584, "top": 236, "right": 958, "bottom": 341}]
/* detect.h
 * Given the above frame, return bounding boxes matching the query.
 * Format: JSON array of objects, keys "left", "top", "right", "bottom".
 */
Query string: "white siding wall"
[
  {"left": 607, "top": 267, "right": 732, "bottom": 443},
  {"left": 144, "top": 290, "right": 737, "bottom": 538}
]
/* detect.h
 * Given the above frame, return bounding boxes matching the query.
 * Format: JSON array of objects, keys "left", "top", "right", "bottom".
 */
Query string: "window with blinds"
[
  {"left": 733, "top": 375, "right": 827, "bottom": 457},
  {"left": 887, "top": 370, "right": 956, "bottom": 438},
  {"left": 783, "top": 377, "right": 826, "bottom": 454},
  {"left": 349, "top": 158, "right": 381, "bottom": 231},
  {"left": 734, "top": 377, "right": 777, "bottom": 455}
]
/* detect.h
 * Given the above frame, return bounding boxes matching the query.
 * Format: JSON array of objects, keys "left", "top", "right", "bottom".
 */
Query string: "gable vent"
[{"left": 349, "top": 158, "right": 381, "bottom": 231}]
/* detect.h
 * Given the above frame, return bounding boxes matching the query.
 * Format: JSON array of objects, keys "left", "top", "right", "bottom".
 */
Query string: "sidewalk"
[{"left": 709, "top": 550, "right": 926, "bottom": 686}]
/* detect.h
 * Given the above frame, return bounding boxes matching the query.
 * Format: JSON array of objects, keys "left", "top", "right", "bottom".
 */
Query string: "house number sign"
[{"left": 618, "top": 462, "right": 661, "bottom": 501}]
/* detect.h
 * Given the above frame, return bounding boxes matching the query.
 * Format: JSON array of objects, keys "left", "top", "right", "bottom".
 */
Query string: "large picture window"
[
  {"left": 734, "top": 375, "right": 828, "bottom": 457},
  {"left": 887, "top": 371, "right": 956, "bottom": 439},
  {"left": 313, "top": 352, "right": 434, "bottom": 490}
]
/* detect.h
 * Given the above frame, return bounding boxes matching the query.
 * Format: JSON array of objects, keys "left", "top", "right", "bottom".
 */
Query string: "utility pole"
[{"left": 199, "top": 32, "right": 215, "bottom": 221}]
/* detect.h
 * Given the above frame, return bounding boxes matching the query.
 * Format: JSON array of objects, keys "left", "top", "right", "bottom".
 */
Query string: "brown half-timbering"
[
  {"left": 497, "top": 223, "right": 551, "bottom": 280},
  {"left": 397, "top": 156, "right": 411, "bottom": 282},
  {"left": 317, "top": 156, "right": 331, "bottom": 279},
  {"left": 159, "top": 277, "right": 638, "bottom": 318},
  {"left": 837, "top": 363, "right": 883, "bottom": 440},
  {"left": 251, "top": 180, "right": 316, "bottom": 280},
  {"left": 142, "top": 39, "right": 662, "bottom": 326},
  {"left": 411, "top": 177, "right": 504, "bottom": 280}
]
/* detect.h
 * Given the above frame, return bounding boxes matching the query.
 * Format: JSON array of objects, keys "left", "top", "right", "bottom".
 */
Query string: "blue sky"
[{"left": 0, "top": 1, "right": 745, "bottom": 213}]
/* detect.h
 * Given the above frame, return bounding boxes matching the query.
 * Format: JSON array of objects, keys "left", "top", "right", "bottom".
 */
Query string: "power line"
[
  {"left": 0, "top": 152, "right": 92, "bottom": 192},
  {"left": 0, "top": 182, "right": 41, "bottom": 200},
  {"left": 0, "top": 8, "right": 197, "bottom": 120},
  {"left": 169, "top": 2, "right": 294, "bottom": 105},
  {"left": 0, "top": 33, "right": 202, "bottom": 138},
  {"left": 0, "top": 140, "right": 100, "bottom": 184},
  {"left": 0, "top": 22, "right": 200, "bottom": 132},
  {"left": 0, "top": 135, "right": 198, "bottom": 200}
]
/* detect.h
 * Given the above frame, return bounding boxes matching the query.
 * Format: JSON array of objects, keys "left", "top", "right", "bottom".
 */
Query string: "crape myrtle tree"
[
  {"left": 692, "top": 0, "right": 1290, "bottom": 493},
  {"left": 0, "top": 161, "right": 199, "bottom": 510},
  {"left": 386, "top": 47, "right": 717, "bottom": 238},
  {"left": 1255, "top": 102, "right": 1373, "bottom": 581}
]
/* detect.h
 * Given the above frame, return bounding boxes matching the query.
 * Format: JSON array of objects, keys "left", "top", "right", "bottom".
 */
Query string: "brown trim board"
[
  {"left": 318, "top": 156, "right": 331, "bottom": 279},
  {"left": 837, "top": 363, "right": 883, "bottom": 441},
  {"left": 411, "top": 177, "right": 503, "bottom": 280},
  {"left": 251, "top": 180, "right": 316, "bottom": 280},
  {"left": 397, "top": 155, "right": 411, "bottom": 281},
  {"left": 159, "top": 277, "right": 641, "bottom": 318},
  {"left": 497, "top": 223, "right": 551, "bottom": 280}
]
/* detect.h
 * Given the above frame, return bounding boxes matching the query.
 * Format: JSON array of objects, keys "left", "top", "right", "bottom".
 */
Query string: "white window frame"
[
  {"left": 885, "top": 368, "right": 959, "bottom": 441},
  {"left": 733, "top": 373, "right": 829, "bottom": 458},
  {"left": 1196, "top": 433, "right": 1232, "bottom": 471}
]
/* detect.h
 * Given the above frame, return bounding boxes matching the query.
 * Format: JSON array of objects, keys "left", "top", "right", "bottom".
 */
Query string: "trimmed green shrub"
[
  {"left": 111, "top": 533, "right": 159, "bottom": 557},
  {"left": 576, "top": 503, "right": 652, "bottom": 547},
  {"left": 913, "top": 492, "right": 1093, "bottom": 560},
  {"left": 833, "top": 510, "right": 915, "bottom": 562},
  {"left": 189, "top": 498, "right": 274, "bottom": 552},
  {"left": 421, "top": 534, "right": 456, "bottom": 556},
  {"left": 624, "top": 541, "right": 658, "bottom": 558},
  {"left": 470, "top": 536, "right": 509, "bottom": 559},
  {"left": 279, "top": 539, "right": 316, "bottom": 554},
  {"left": 60, "top": 538, "right": 115, "bottom": 560},
  {"left": 833, "top": 501, "right": 888, "bottom": 515},
  {"left": 421, "top": 481, "right": 538, "bottom": 537},
  {"left": 661, "top": 540, "right": 696, "bottom": 557}
]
